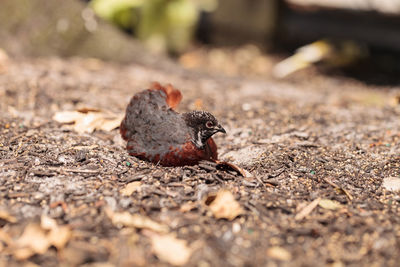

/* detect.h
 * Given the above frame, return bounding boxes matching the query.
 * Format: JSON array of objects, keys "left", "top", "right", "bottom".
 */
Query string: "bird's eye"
[{"left": 205, "top": 121, "right": 213, "bottom": 128}]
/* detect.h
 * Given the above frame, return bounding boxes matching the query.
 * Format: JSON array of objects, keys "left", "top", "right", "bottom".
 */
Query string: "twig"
[
  {"left": 63, "top": 168, "right": 100, "bottom": 174},
  {"left": 254, "top": 175, "right": 275, "bottom": 189},
  {"left": 295, "top": 198, "right": 321, "bottom": 221},
  {"left": 322, "top": 178, "right": 353, "bottom": 201},
  {"left": 48, "top": 167, "right": 100, "bottom": 174}
]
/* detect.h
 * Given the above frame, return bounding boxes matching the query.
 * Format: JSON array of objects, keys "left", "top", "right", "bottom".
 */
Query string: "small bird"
[{"left": 120, "top": 82, "right": 226, "bottom": 166}]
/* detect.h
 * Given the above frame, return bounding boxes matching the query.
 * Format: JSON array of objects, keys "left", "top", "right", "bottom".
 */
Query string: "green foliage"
[
  {"left": 91, "top": 0, "right": 217, "bottom": 54},
  {"left": 91, "top": 0, "right": 142, "bottom": 31}
]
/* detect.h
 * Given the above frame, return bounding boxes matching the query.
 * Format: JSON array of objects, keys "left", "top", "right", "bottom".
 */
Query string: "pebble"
[
  {"left": 382, "top": 177, "right": 400, "bottom": 192},
  {"left": 152, "top": 170, "right": 164, "bottom": 178}
]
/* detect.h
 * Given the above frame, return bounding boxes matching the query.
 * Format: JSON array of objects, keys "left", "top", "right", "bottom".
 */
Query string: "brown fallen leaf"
[
  {"left": 146, "top": 231, "right": 192, "bottom": 266},
  {"left": 0, "top": 209, "right": 17, "bottom": 223},
  {"left": 295, "top": 198, "right": 321, "bottom": 221},
  {"left": 14, "top": 223, "right": 51, "bottom": 260},
  {"left": 214, "top": 160, "right": 252, "bottom": 178},
  {"left": 12, "top": 216, "right": 72, "bottom": 260},
  {"left": 0, "top": 228, "right": 13, "bottom": 246},
  {"left": 120, "top": 181, "right": 142, "bottom": 196},
  {"left": 179, "top": 201, "right": 197, "bottom": 213},
  {"left": 47, "top": 225, "right": 72, "bottom": 250},
  {"left": 53, "top": 109, "right": 123, "bottom": 134},
  {"left": 105, "top": 208, "right": 168, "bottom": 233},
  {"left": 318, "top": 199, "right": 343, "bottom": 210},
  {"left": 41, "top": 216, "right": 71, "bottom": 250},
  {"left": 205, "top": 190, "right": 243, "bottom": 220},
  {"left": 53, "top": 111, "right": 82, "bottom": 123},
  {"left": 266, "top": 246, "right": 292, "bottom": 261}
]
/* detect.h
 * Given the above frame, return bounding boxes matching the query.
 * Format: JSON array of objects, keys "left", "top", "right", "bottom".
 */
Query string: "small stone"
[
  {"left": 382, "top": 177, "right": 400, "bottom": 192},
  {"left": 119, "top": 198, "right": 132, "bottom": 208},
  {"left": 152, "top": 171, "right": 164, "bottom": 178},
  {"left": 58, "top": 155, "right": 66, "bottom": 164},
  {"left": 75, "top": 150, "right": 87, "bottom": 162},
  {"left": 232, "top": 222, "right": 241, "bottom": 233}
]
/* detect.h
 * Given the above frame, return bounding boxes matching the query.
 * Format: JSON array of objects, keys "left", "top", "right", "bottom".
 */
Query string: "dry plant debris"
[
  {"left": 295, "top": 198, "right": 321, "bottom": 221},
  {"left": 120, "top": 181, "right": 142, "bottom": 196},
  {"left": 10, "top": 216, "right": 71, "bottom": 260},
  {"left": 105, "top": 208, "right": 169, "bottom": 233},
  {"left": 266, "top": 246, "right": 292, "bottom": 261},
  {"left": 53, "top": 108, "right": 123, "bottom": 133},
  {"left": 146, "top": 231, "right": 193, "bottom": 266},
  {"left": 0, "top": 210, "right": 17, "bottom": 223},
  {"left": 1, "top": 57, "right": 400, "bottom": 266},
  {"left": 205, "top": 190, "right": 243, "bottom": 220},
  {"left": 318, "top": 198, "right": 343, "bottom": 210}
]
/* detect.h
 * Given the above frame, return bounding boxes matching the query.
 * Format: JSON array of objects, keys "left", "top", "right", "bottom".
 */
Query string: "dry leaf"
[
  {"left": 148, "top": 232, "right": 192, "bottom": 266},
  {"left": 179, "top": 201, "right": 197, "bottom": 213},
  {"left": 105, "top": 208, "right": 168, "bottom": 233},
  {"left": 0, "top": 228, "right": 13, "bottom": 246},
  {"left": 12, "top": 216, "right": 71, "bottom": 260},
  {"left": 41, "top": 216, "right": 72, "bottom": 249},
  {"left": 215, "top": 160, "right": 252, "bottom": 178},
  {"left": 47, "top": 225, "right": 72, "bottom": 250},
  {"left": 101, "top": 117, "right": 124, "bottom": 131},
  {"left": 53, "top": 109, "right": 123, "bottom": 134},
  {"left": 206, "top": 190, "right": 243, "bottom": 220},
  {"left": 14, "top": 223, "right": 51, "bottom": 260},
  {"left": 53, "top": 111, "right": 82, "bottom": 123},
  {"left": 266, "top": 246, "right": 292, "bottom": 261},
  {"left": 295, "top": 198, "right": 321, "bottom": 221},
  {"left": 120, "top": 181, "right": 142, "bottom": 196},
  {"left": 318, "top": 199, "right": 342, "bottom": 210},
  {"left": 0, "top": 210, "right": 17, "bottom": 223}
]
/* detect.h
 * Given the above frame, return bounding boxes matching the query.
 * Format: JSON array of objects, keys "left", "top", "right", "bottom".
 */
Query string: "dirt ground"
[{"left": 0, "top": 52, "right": 400, "bottom": 267}]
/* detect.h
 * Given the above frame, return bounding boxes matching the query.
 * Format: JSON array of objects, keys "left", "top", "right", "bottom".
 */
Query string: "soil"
[{"left": 0, "top": 53, "right": 399, "bottom": 266}]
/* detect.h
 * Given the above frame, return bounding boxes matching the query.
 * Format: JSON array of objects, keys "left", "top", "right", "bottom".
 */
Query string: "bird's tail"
[
  {"left": 120, "top": 118, "right": 130, "bottom": 141},
  {"left": 150, "top": 82, "right": 182, "bottom": 110}
]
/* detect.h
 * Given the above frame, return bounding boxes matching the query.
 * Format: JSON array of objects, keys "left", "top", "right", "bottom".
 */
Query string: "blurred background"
[{"left": 1, "top": 0, "right": 400, "bottom": 85}]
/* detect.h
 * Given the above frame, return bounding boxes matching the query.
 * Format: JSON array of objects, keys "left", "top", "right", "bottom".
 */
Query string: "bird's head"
[{"left": 183, "top": 111, "right": 226, "bottom": 149}]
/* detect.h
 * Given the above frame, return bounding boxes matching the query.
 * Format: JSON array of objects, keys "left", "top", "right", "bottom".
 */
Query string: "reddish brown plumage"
[
  {"left": 150, "top": 82, "right": 182, "bottom": 110},
  {"left": 120, "top": 83, "right": 224, "bottom": 167}
]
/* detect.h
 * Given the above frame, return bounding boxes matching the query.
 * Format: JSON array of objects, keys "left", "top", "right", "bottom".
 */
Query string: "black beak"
[{"left": 215, "top": 124, "right": 226, "bottom": 134}]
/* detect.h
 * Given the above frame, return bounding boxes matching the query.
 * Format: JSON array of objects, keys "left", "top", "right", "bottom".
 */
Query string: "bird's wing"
[
  {"left": 150, "top": 82, "right": 182, "bottom": 110},
  {"left": 121, "top": 87, "right": 189, "bottom": 160}
]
